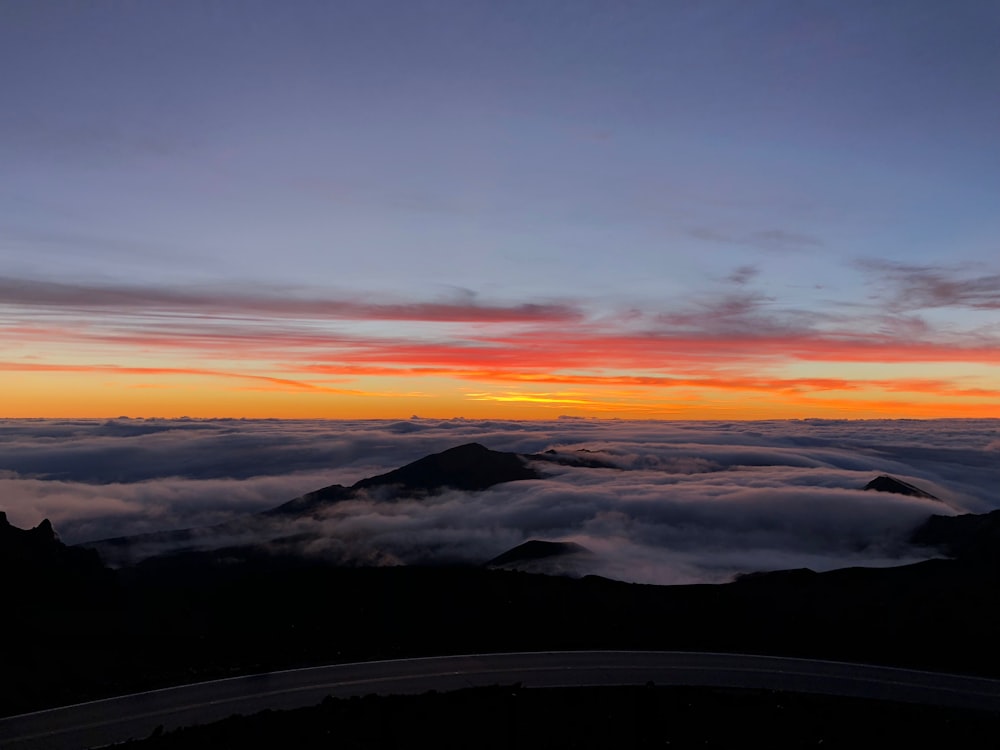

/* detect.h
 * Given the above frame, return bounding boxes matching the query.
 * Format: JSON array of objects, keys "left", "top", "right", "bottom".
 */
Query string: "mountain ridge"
[
  {"left": 72, "top": 449, "right": 957, "bottom": 573},
  {"left": 270, "top": 442, "right": 540, "bottom": 518}
]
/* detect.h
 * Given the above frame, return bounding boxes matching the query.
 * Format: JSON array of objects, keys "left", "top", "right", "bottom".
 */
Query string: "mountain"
[
  {"left": 910, "top": 509, "right": 1000, "bottom": 564},
  {"left": 355, "top": 442, "right": 540, "bottom": 492},
  {"left": 485, "top": 539, "right": 593, "bottom": 576},
  {"left": 270, "top": 442, "right": 540, "bottom": 518},
  {"left": 526, "top": 448, "right": 620, "bottom": 470},
  {"left": 86, "top": 443, "right": 543, "bottom": 566},
  {"left": 486, "top": 539, "right": 591, "bottom": 568},
  {"left": 1, "top": 512, "right": 114, "bottom": 603},
  {"left": 864, "top": 475, "right": 940, "bottom": 500},
  {"left": 1, "top": 511, "right": 98, "bottom": 571},
  {"left": 77, "top": 451, "right": 959, "bottom": 573}
]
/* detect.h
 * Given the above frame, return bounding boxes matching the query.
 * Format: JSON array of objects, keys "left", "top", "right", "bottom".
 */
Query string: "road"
[{"left": 3, "top": 651, "right": 1000, "bottom": 749}]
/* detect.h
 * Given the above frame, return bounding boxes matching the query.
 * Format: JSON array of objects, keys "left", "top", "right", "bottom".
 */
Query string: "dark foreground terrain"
[
  {"left": 114, "top": 684, "right": 1000, "bottom": 749},
  {"left": 5, "top": 511, "right": 1000, "bottom": 719},
  {"left": 5, "top": 443, "right": 1000, "bottom": 736}
]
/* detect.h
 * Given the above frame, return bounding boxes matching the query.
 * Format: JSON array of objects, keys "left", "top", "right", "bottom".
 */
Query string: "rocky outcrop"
[{"left": 1, "top": 512, "right": 114, "bottom": 603}]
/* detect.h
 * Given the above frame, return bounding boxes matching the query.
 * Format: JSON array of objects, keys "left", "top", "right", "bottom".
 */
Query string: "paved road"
[{"left": 3, "top": 651, "right": 1000, "bottom": 749}]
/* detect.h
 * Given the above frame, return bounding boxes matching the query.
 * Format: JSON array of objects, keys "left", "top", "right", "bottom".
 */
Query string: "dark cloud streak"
[
  {"left": 690, "top": 227, "right": 824, "bottom": 252},
  {"left": 859, "top": 259, "right": 1000, "bottom": 311},
  {"left": 0, "top": 276, "right": 581, "bottom": 323}
]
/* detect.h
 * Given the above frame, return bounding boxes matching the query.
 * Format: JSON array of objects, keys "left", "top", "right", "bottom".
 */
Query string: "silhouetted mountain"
[
  {"left": 864, "top": 475, "right": 940, "bottom": 500},
  {"left": 526, "top": 448, "right": 619, "bottom": 470},
  {"left": 269, "top": 443, "right": 540, "bottom": 517},
  {"left": 484, "top": 539, "right": 593, "bottom": 577},
  {"left": 910, "top": 509, "right": 1000, "bottom": 563},
  {"left": 262, "top": 483, "right": 353, "bottom": 517},
  {"left": 486, "top": 540, "right": 591, "bottom": 568},
  {"left": 86, "top": 443, "right": 543, "bottom": 565},
  {"left": 83, "top": 516, "right": 271, "bottom": 568},
  {"left": 1, "top": 511, "right": 114, "bottom": 603},
  {"left": 355, "top": 442, "right": 540, "bottom": 493},
  {"left": 1, "top": 510, "right": 56, "bottom": 549},
  {"left": 82, "top": 452, "right": 969, "bottom": 573}
]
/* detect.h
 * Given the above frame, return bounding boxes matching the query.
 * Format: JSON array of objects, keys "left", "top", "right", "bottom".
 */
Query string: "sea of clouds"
[{"left": 2, "top": 417, "right": 999, "bottom": 584}]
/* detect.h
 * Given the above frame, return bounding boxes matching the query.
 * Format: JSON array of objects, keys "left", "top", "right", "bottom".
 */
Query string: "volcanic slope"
[
  {"left": 272, "top": 442, "right": 540, "bottom": 517},
  {"left": 85, "top": 443, "right": 542, "bottom": 566}
]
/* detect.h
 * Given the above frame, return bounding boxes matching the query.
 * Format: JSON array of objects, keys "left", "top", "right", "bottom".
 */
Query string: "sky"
[
  {"left": 4, "top": 417, "right": 1000, "bottom": 583},
  {"left": 3, "top": 1, "right": 1000, "bottom": 419}
]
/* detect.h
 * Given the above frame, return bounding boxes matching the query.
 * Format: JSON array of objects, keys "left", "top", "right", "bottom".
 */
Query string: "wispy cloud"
[
  {"left": 726, "top": 265, "right": 759, "bottom": 285},
  {"left": 3, "top": 272, "right": 1000, "bottom": 416},
  {"left": 0, "top": 277, "right": 581, "bottom": 323},
  {"left": 690, "top": 227, "right": 825, "bottom": 252},
  {"left": 859, "top": 259, "right": 1000, "bottom": 311}
]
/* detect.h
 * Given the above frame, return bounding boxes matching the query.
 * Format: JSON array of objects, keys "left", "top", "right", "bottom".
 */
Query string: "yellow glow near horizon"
[{"left": 5, "top": 367, "right": 1000, "bottom": 420}]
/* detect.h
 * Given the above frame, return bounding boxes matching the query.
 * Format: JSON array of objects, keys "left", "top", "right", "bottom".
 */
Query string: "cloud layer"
[{"left": 3, "top": 418, "right": 999, "bottom": 584}]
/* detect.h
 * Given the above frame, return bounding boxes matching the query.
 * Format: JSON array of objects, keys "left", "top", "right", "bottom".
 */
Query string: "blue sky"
[{"left": 2, "top": 1, "right": 999, "bottom": 418}]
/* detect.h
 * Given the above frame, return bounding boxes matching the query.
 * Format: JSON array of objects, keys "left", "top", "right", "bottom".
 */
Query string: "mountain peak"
[
  {"left": 353, "top": 442, "right": 540, "bottom": 493},
  {"left": 266, "top": 443, "right": 542, "bottom": 519},
  {"left": 1, "top": 515, "right": 113, "bottom": 604},
  {"left": 863, "top": 475, "right": 939, "bottom": 500},
  {"left": 486, "top": 539, "right": 591, "bottom": 568},
  {"left": 34, "top": 518, "right": 56, "bottom": 541}
]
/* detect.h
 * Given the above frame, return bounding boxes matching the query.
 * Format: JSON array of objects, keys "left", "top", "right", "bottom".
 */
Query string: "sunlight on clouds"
[
  {"left": 3, "top": 281, "right": 1000, "bottom": 418},
  {"left": 6, "top": 361, "right": 1000, "bottom": 419},
  {"left": 466, "top": 391, "right": 597, "bottom": 405}
]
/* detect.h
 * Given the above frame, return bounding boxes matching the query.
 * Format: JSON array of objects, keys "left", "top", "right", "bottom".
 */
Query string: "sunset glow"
[
  {"left": 3, "top": 3, "right": 998, "bottom": 419},
  {"left": 4, "top": 289, "right": 1000, "bottom": 419}
]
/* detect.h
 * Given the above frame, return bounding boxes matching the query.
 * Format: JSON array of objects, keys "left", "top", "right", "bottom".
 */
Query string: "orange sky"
[
  {"left": 3, "top": 275, "right": 999, "bottom": 420},
  {"left": 5, "top": 315, "right": 1000, "bottom": 419}
]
